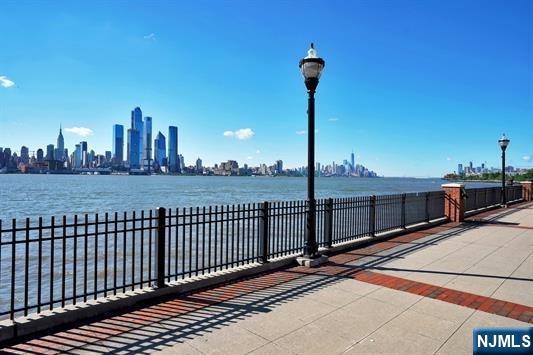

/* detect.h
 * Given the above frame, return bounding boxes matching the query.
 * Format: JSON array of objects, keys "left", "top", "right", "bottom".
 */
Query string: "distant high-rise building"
[
  {"left": 154, "top": 131, "right": 166, "bottom": 166},
  {"left": 79, "top": 142, "right": 88, "bottom": 167},
  {"left": 131, "top": 107, "right": 143, "bottom": 164},
  {"left": 469, "top": 161, "right": 473, "bottom": 170},
  {"left": 20, "top": 146, "right": 29, "bottom": 164},
  {"left": 112, "top": 124, "right": 124, "bottom": 166},
  {"left": 458, "top": 164, "right": 463, "bottom": 175},
  {"left": 105, "top": 151, "right": 112, "bottom": 163},
  {"left": 351, "top": 151, "right": 355, "bottom": 172},
  {"left": 127, "top": 129, "right": 140, "bottom": 169},
  {"left": 168, "top": 126, "right": 179, "bottom": 173},
  {"left": 46, "top": 144, "right": 55, "bottom": 161},
  {"left": 88, "top": 150, "right": 95, "bottom": 167},
  {"left": 196, "top": 158, "right": 203, "bottom": 173},
  {"left": 56, "top": 126, "right": 65, "bottom": 161},
  {"left": 276, "top": 160, "right": 283, "bottom": 174},
  {"left": 36, "top": 149, "right": 44, "bottom": 162},
  {"left": 178, "top": 154, "right": 185, "bottom": 171},
  {"left": 143, "top": 116, "right": 152, "bottom": 169},
  {"left": 74, "top": 144, "right": 82, "bottom": 168}
]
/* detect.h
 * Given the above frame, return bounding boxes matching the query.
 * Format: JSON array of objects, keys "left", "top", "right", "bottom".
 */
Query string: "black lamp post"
[
  {"left": 299, "top": 43, "right": 325, "bottom": 258},
  {"left": 498, "top": 134, "right": 510, "bottom": 207}
]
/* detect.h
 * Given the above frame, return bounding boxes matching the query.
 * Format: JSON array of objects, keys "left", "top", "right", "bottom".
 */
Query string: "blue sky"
[{"left": 0, "top": 0, "right": 531, "bottom": 176}]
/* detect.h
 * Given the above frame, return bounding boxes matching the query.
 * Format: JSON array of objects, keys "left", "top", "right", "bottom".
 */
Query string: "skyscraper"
[
  {"left": 36, "top": 149, "right": 44, "bottom": 162},
  {"left": 127, "top": 129, "right": 140, "bottom": 169},
  {"left": 131, "top": 107, "right": 143, "bottom": 164},
  {"left": 143, "top": 116, "right": 152, "bottom": 169},
  {"left": 168, "top": 126, "right": 178, "bottom": 173},
  {"left": 46, "top": 144, "right": 55, "bottom": 161},
  {"left": 80, "top": 141, "right": 88, "bottom": 168},
  {"left": 276, "top": 160, "right": 283, "bottom": 174},
  {"left": 196, "top": 158, "right": 203, "bottom": 173},
  {"left": 351, "top": 150, "right": 355, "bottom": 173},
  {"left": 56, "top": 126, "right": 65, "bottom": 161},
  {"left": 112, "top": 124, "right": 124, "bottom": 166},
  {"left": 74, "top": 144, "right": 82, "bottom": 168},
  {"left": 154, "top": 131, "right": 166, "bottom": 167},
  {"left": 20, "top": 146, "right": 29, "bottom": 164}
]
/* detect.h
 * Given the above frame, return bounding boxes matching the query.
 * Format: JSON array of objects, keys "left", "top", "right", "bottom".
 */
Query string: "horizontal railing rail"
[
  {"left": 0, "top": 187, "right": 519, "bottom": 321},
  {"left": 464, "top": 185, "right": 522, "bottom": 212}
]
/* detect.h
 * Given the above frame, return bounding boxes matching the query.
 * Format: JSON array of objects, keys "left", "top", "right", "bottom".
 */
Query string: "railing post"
[
  {"left": 425, "top": 192, "right": 430, "bottom": 222},
  {"left": 259, "top": 201, "right": 269, "bottom": 263},
  {"left": 324, "top": 198, "right": 333, "bottom": 248},
  {"left": 369, "top": 195, "right": 376, "bottom": 237},
  {"left": 401, "top": 194, "right": 406, "bottom": 228},
  {"left": 155, "top": 207, "right": 166, "bottom": 288}
]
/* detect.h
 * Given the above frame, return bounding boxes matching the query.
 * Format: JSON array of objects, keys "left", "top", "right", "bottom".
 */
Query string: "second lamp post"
[
  {"left": 299, "top": 43, "right": 325, "bottom": 258},
  {"left": 499, "top": 134, "right": 510, "bottom": 207}
]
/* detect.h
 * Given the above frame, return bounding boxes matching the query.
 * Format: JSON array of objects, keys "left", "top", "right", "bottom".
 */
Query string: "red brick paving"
[{"left": 2, "top": 201, "right": 531, "bottom": 354}]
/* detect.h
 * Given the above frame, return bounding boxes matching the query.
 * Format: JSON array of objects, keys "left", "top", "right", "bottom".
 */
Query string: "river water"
[{"left": 0, "top": 175, "right": 498, "bottom": 221}]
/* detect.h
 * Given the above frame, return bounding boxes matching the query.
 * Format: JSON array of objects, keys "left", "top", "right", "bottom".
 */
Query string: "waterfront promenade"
[{"left": 2, "top": 201, "right": 532, "bottom": 354}]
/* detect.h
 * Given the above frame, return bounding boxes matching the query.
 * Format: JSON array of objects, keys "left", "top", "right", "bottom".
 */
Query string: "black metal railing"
[
  {"left": 464, "top": 185, "right": 522, "bottom": 212},
  {"left": 0, "top": 187, "right": 507, "bottom": 321}
]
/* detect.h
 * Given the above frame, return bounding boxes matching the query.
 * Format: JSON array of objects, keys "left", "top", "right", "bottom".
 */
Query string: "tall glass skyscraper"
[
  {"left": 74, "top": 144, "right": 81, "bottom": 168},
  {"left": 154, "top": 131, "right": 166, "bottom": 167},
  {"left": 46, "top": 144, "right": 55, "bottom": 161},
  {"left": 131, "top": 107, "right": 143, "bottom": 164},
  {"left": 168, "top": 126, "right": 178, "bottom": 173},
  {"left": 112, "top": 124, "right": 124, "bottom": 166},
  {"left": 143, "top": 116, "right": 152, "bottom": 168},
  {"left": 127, "top": 129, "right": 140, "bottom": 169}
]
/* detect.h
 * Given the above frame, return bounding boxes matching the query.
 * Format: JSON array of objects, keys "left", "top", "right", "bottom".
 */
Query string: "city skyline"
[
  {"left": 0, "top": 1, "right": 531, "bottom": 176},
  {"left": 0, "top": 106, "right": 378, "bottom": 177}
]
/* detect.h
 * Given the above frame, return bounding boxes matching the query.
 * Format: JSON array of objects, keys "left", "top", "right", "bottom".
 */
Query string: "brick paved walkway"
[{"left": 2, "top": 202, "right": 532, "bottom": 354}]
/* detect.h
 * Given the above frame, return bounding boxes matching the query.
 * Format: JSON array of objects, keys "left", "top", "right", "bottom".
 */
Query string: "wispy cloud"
[
  {"left": 255, "top": 150, "right": 261, "bottom": 154},
  {"left": 446, "top": 157, "right": 452, "bottom": 161},
  {"left": 223, "top": 128, "right": 255, "bottom": 140},
  {"left": 0, "top": 76, "right": 15, "bottom": 88},
  {"left": 296, "top": 129, "right": 319, "bottom": 135},
  {"left": 523, "top": 155, "right": 531, "bottom": 162},
  {"left": 328, "top": 117, "right": 339, "bottom": 122},
  {"left": 143, "top": 33, "right": 156, "bottom": 41},
  {"left": 65, "top": 127, "right": 94, "bottom": 137}
]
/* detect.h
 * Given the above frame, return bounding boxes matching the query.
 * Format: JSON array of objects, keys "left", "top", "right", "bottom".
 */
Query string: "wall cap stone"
[{"left": 441, "top": 183, "right": 465, "bottom": 188}]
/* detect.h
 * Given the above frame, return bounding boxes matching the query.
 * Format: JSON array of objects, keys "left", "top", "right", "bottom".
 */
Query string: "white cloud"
[
  {"left": 296, "top": 129, "right": 319, "bottom": 135},
  {"left": 328, "top": 117, "right": 339, "bottom": 122},
  {"left": 446, "top": 157, "right": 452, "bottom": 161},
  {"left": 224, "top": 128, "right": 255, "bottom": 140},
  {"left": 247, "top": 156, "right": 253, "bottom": 160},
  {"left": 0, "top": 76, "right": 15, "bottom": 88},
  {"left": 143, "top": 33, "right": 156, "bottom": 40},
  {"left": 255, "top": 150, "right": 261, "bottom": 154},
  {"left": 65, "top": 127, "right": 94, "bottom": 137},
  {"left": 523, "top": 155, "right": 531, "bottom": 162},
  {"left": 235, "top": 128, "right": 255, "bottom": 140}
]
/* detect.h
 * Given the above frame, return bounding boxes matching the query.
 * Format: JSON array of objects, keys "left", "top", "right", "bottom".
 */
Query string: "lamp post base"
[{"left": 296, "top": 255, "right": 329, "bottom": 268}]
